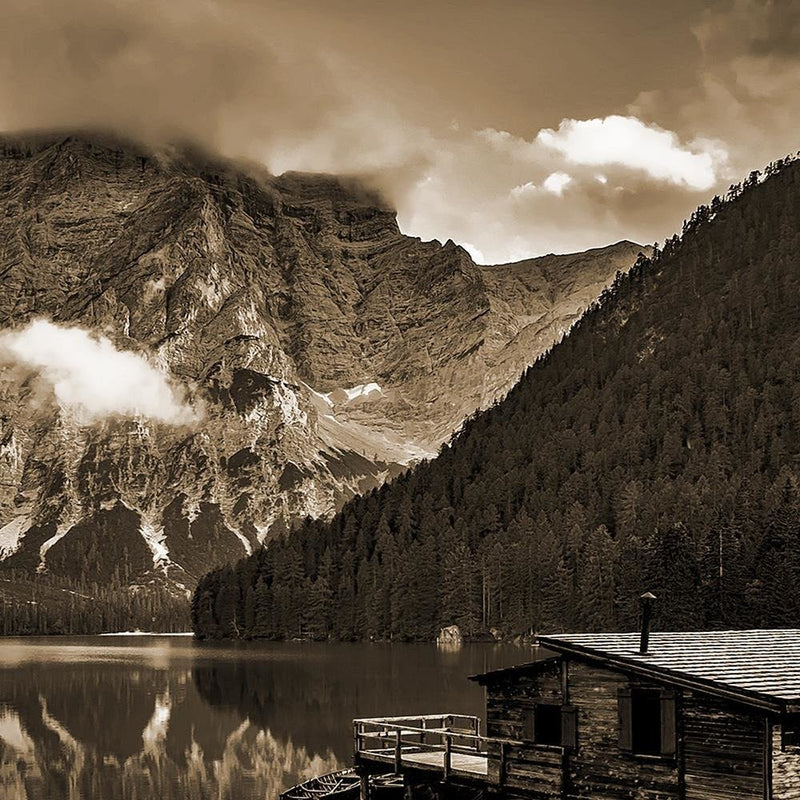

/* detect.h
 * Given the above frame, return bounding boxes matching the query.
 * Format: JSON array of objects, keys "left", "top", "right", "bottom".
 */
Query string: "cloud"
[
  {"left": 0, "top": 320, "right": 199, "bottom": 425},
  {"left": 0, "top": 0, "right": 794, "bottom": 263},
  {"left": 398, "top": 124, "right": 719, "bottom": 261},
  {"left": 536, "top": 115, "right": 725, "bottom": 190},
  {"left": 510, "top": 181, "right": 536, "bottom": 199},
  {"left": 0, "top": 0, "right": 428, "bottom": 183},
  {"left": 631, "top": 0, "right": 800, "bottom": 180},
  {"left": 460, "top": 242, "right": 486, "bottom": 264},
  {"left": 542, "top": 172, "right": 573, "bottom": 195}
]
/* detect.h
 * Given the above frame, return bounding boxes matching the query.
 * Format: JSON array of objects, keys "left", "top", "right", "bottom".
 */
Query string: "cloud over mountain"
[
  {"left": 536, "top": 116, "right": 725, "bottom": 191},
  {"left": 0, "top": 0, "right": 794, "bottom": 261},
  {"left": 0, "top": 320, "right": 199, "bottom": 425}
]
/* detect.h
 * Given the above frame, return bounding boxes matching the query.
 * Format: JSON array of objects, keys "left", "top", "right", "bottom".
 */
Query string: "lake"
[{"left": 0, "top": 636, "right": 533, "bottom": 800}]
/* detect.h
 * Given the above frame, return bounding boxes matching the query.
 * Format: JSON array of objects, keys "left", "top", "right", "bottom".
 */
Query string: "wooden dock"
[
  {"left": 353, "top": 714, "right": 520, "bottom": 790},
  {"left": 357, "top": 746, "right": 489, "bottom": 779}
]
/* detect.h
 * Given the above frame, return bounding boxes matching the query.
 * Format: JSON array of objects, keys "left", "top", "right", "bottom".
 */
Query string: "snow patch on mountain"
[
  {"left": 37, "top": 521, "right": 75, "bottom": 572},
  {"left": 343, "top": 382, "right": 382, "bottom": 402},
  {"left": 304, "top": 382, "right": 432, "bottom": 465},
  {"left": 227, "top": 524, "right": 253, "bottom": 556},
  {"left": 0, "top": 516, "right": 28, "bottom": 559},
  {"left": 140, "top": 521, "right": 170, "bottom": 572}
]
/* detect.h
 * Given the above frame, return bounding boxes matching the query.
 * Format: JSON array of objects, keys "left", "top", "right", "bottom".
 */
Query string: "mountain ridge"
[{"left": 0, "top": 133, "right": 644, "bottom": 629}]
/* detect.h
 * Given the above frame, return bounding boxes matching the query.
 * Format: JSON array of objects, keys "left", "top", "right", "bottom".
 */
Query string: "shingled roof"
[{"left": 533, "top": 630, "right": 800, "bottom": 711}]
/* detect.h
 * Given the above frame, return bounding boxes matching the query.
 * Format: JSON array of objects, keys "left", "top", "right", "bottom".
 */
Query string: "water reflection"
[{"left": 0, "top": 637, "right": 531, "bottom": 800}]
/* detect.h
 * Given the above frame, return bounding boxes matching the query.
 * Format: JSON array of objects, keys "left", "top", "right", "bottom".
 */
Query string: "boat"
[
  {"left": 280, "top": 769, "right": 360, "bottom": 800},
  {"left": 370, "top": 773, "right": 404, "bottom": 797}
]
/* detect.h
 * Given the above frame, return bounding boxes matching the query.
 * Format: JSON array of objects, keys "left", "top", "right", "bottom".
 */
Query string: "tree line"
[{"left": 0, "top": 570, "right": 190, "bottom": 635}]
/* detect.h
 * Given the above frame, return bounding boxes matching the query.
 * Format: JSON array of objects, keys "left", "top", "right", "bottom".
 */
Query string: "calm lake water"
[{"left": 0, "top": 636, "right": 532, "bottom": 800}]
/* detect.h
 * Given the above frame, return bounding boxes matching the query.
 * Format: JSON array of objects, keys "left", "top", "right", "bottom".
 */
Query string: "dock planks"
[{"left": 359, "top": 748, "right": 488, "bottom": 778}]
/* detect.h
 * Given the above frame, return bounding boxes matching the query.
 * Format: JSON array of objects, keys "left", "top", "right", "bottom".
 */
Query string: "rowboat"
[
  {"left": 280, "top": 770, "right": 360, "bottom": 800},
  {"left": 370, "top": 773, "right": 404, "bottom": 797}
]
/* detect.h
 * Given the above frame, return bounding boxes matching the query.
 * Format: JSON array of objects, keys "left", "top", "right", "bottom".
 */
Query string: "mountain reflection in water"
[{"left": 0, "top": 637, "right": 530, "bottom": 800}]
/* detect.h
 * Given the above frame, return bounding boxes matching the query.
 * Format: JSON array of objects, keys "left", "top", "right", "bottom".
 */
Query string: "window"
[
  {"left": 619, "top": 687, "right": 676, "bottom": 757},
  {"left": 632, "top": 689, "right": 662, "bottom": 755},
  {"left": 534, "top": 704, "right": 562, "bottom": 746},
  {"left": 521, "top": 703, "right": 576, "bottom": 749},
  {"left": 782, "top": 714, "right": 800, "bottom": 749}
]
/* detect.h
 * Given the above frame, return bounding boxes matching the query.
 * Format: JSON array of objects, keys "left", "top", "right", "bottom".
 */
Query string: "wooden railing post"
[
  {"left": 444, "top": 731, "right": 452, "bottom": 780},
  {"left": 394, "top": 729, "right": 402, "bottom": 773},
  {"left": 499, "top": 741, "right": 508, "bottom": 787},
  {"left": 353, "top": 721, "right": 360, "bottom": 756},
  {"left": 359, "top": 772, "right": 371, "bottom": 800}
]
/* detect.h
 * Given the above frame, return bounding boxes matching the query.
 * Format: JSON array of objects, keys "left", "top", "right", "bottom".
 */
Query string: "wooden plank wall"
[
  {"left": 682, "top": 690, "right": 764, "bottom": 799},
  {"left": 771, "top": 722, "right": 800, "bottom": 799},
  {"left": 485, "top": 660, "right": 563, "bottom": 798},
  {"left": 566, "top": 661, "right": 680, "bottom": 800},
  {"left": 484, "top": 659, "right": 772, "bottom": 800}
]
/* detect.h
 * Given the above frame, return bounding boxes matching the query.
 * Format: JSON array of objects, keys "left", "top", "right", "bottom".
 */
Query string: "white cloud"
[
  {"left": 510, "top": 181, "right": 537, "bottom": 199},
  {"left": 542, "top": 172, "right": 573, "bottom": 195},
  {"left": 0, "top": 320, "right": 200, "bottom": 425},
  {"left": 536, "top": 115, "right": 726, "bottom": 190}
]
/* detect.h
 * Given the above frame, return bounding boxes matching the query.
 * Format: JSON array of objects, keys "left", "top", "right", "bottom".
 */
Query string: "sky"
[{"left": 1, "top": 0, "right": 799, "bottom": 262}]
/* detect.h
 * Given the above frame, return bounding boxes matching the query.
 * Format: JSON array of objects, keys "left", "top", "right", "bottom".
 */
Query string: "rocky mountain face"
[{"left": 0, "top": 134, "right": 643, "bottom": 605}]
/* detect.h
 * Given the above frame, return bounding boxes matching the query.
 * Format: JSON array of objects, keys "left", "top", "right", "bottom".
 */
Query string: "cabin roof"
[
  {"left": 537, "top": 630, "right": 800, "bottom": 710},
  {"left": 471, "top": 630, "right": 800, "bottom": 711},
  {"left": 469, "top": 652, "right": 560, "bottom": 683}
]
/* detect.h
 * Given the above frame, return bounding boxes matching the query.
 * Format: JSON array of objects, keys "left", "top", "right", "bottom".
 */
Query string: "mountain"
[
  {"left": 0, "top": 133, "right": 643, "bottom": 629},
  {"left": 192, "top": 157, "right": 800, "bottom": 641}
]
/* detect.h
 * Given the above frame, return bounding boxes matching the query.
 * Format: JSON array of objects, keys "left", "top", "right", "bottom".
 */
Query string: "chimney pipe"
[{"left": 639, "top": 592, "right": 656, "bottom": 655}]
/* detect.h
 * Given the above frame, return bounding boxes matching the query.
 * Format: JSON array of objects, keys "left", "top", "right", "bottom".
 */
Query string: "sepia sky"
[{"left": 2, "top": 0, "right": 799, "bottom": 261}]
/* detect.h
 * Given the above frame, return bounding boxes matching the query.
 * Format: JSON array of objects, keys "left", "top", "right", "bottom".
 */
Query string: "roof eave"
[
  {"left": 538, "top": 635, "right": 787, "bottom": 713},
  {"left": 469, "top": 655, "right": 561, "bottom": 684}
]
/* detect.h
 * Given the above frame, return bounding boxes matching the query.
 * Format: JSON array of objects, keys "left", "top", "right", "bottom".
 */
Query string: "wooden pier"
[{"left": 353, "top": 713, "right": 523, "bottom": 792}]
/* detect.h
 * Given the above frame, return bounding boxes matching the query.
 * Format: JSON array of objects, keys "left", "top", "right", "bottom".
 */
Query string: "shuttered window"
[
  {"left": 534, "top": 704, "right": 562, "bottom": 745},
  {"left": 522, "top": 707, "right": 535, "bottom": 741},
  {"left": 522, "top": 703, "right": 572, "bottom": 748},
  {"left": 618, "top": 686, "right": 677, "bottom": 757}
]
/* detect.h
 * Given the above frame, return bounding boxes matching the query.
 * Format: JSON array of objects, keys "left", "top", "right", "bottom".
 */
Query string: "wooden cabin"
[{"left": 353, "top": 628, "right": 800, "bottom": 800}]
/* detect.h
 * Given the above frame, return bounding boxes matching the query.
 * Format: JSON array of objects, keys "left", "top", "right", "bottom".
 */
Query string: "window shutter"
[
  {"left": 660, "top": 690, "right": 677, "bottom": 756},
  {"left": 618, "top": 687, "right": 633, "bottom": 751},
  {"left": 561, "top": 705, "right": 577, "bottom": 750},
  {"left": 522, "top": 707, "right": 535, "bottom": 741}
]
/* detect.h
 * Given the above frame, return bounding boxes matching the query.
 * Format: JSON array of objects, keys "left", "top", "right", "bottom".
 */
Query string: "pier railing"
[{"left": 353, "top": 714, "right": 525, "bottom": 783}]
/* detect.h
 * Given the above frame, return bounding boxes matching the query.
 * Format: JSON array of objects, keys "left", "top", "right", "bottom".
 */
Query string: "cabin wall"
[
  {"left": 772, "top": 721, "right": 800, "bottom": 799},
  {"left": 681, "top": 690, "right": 765, "bottom": 800},
  {"left": 565, "top": 660, "right": 680, "bottom": 800},
  {"left": 484, "top": 660, "right": 771, "bottom": 800},
  {"left": 485, "top": 660, "right": 563, "bottom": 798}
]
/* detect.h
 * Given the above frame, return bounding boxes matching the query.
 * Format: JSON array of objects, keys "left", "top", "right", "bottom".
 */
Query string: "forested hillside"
[{"left": 193, "top": 156, "right": 800, "bottom": 641}]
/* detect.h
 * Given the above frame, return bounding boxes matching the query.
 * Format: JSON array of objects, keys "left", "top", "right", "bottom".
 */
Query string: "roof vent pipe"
[{"left": 639, "top": 592, "right": 657, "bottom": 655}]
